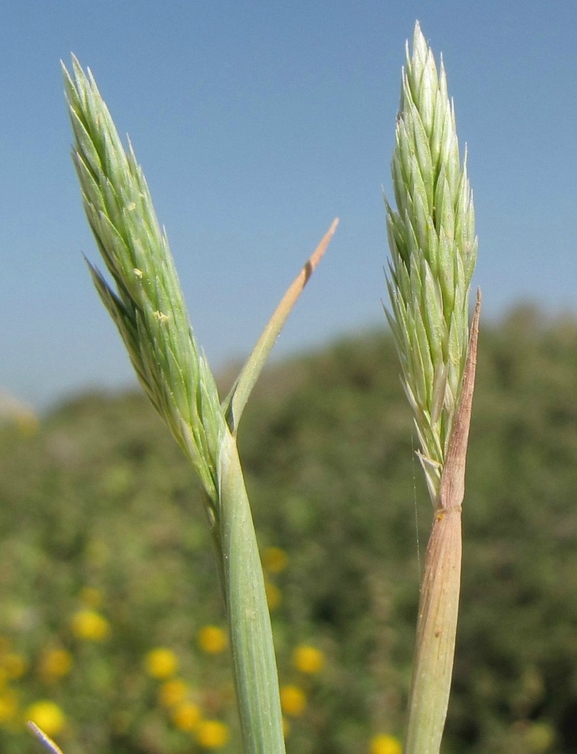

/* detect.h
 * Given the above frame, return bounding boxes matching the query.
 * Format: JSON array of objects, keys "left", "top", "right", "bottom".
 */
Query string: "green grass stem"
[
  {"left": 218, "top": 431, "right": 285, "bottom": 752},
  {"left": 385, "top": 23, "right": 480, "bottom": 753}
]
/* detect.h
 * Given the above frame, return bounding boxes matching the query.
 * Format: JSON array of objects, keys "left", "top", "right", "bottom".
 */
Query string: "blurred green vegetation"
[{"left": 1, "top": 306, "right": 577, "bottom": 754}]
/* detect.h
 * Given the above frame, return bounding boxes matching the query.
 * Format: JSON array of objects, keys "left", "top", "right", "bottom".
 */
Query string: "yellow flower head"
[
  {"left": 144, "top": 648, "right": 179, "bottom": 679},
  {"left": 292, "top": 645, "right": 325, "bottom": 675},
  {"left": 27, "top": 700, "right": 66, "bottom": 737},
  {"left": 0, "top": 690, "right": 18, "bottom": 723},
  {"left": 280, "top": 685, "right": 307, "bottom": 717},
  {"left": 171, "top": 701, "right": 201, "bottom": 731},
  {"left": 39, "top": 649, "right": 73, "bottom": 680},
  {"left": 158, "top": 679, "right": 189, "bottom": 708},
  {"left": 197, "top": 626, "right": 227, "bottom": 655},
  {"left": 71, "top": 609, "right": 110, "bottom": 641},
  {"left": 196, "top": 719, "right": 230, "bottom": 749},
  {"left": 369, "top": 734, "right": 402, "bottom": 754},
  {"left": 264, "top": 581, "right": 281, "bottom": 610},
  {"left": 263, "top": 547, "right": 288, "bottom": 574},
  {"left": 2, "top": 653, "right": 27, "bottom": 679}
]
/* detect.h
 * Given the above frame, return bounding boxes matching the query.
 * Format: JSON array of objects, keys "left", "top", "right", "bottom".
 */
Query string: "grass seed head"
[
  {"left": 63, "top": 58, "right": 226, "bottom": 504},
  {"left": 385, "top": 22, "right": 477, "bottom": 503}
]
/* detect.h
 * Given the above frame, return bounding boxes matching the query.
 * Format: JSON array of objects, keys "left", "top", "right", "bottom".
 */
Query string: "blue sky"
[{"left": 1, "top": 1, "right": 576, "bottom": 409}]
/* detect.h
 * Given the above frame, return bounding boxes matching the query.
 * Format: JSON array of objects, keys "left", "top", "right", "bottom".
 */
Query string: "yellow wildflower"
[
  {"left": 27, "top": 700, "right": 66, "bottom": 737},
  {"left": 196, "top": 719, "right": 230, "bottom": 749},
  {"left": 171, "top": 701, "right": 201, "bottom": 731},
  {"left": 39, "top": 649, "right": 73, "bottom": 680},
  {"left": 197, "top": 626, "right": 227, "bottom": 655},
  {"left": 293, "top": 644, "right": 325, "bottom": 674},
  {"left": 264, "top": 581, "right": 281, "bottom": 610},
  {"left": 262, "top": 547, "right": 288, "bottom": 573},
  {"left": 0, "top": 690, "right": 18, "bottom": 723},
  {"left": 144, "top": 648, "right": 179, "bottom": 679},
  {"left": 369, "top": 734, "right": 402, "bottom": 754},
  {"left": 158, "top": 679, "right": 189, "bottom": 708},
  {"left": 70, "top": 609, "right": 110, "bottom": 641},
  {"left": 2, "top": 653, "right": 27, "bottom": 679},
  {"left": 280, "top": 685, "right": 307, "bottom": 717}
]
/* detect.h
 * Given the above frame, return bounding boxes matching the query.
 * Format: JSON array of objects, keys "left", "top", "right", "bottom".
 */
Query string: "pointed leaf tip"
[{"left": 223, "top": 219, "right": 338, "bottom": 431}]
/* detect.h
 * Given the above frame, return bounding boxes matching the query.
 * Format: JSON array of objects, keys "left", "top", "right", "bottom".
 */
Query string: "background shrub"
[{"left": 1, "top": 307, "right": 577, "bottom": 753}]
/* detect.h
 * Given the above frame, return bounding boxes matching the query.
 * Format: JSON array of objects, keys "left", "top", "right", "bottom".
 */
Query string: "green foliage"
[{"left": 1, "top": 309, "right": 577, "bottom": 753}]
